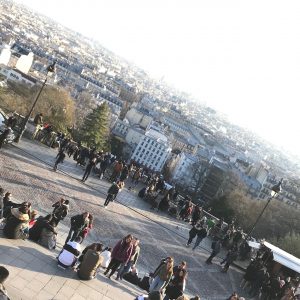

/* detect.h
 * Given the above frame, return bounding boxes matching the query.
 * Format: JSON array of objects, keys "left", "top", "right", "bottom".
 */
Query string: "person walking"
[
  {"left": 54, "top": 150, "right": 66, "bottom": 171},
  {"left": 104, "top": 234, "right": 133, "bottom": 279},
  {"left": 149, "top": 257, "right": 174, "bottom": 293},
  {"left": 104, "top": 181, "right": 123, "bottom": 208},
  {"left": 192, "top": 225, "right": 208, "bottom": 250},
  {"left": 82, "top": 157, "right": 97, "bottom": 182},
  {"left": 117, "top": 238, "right": 140, "bottom": 280},
  {"left": 206, "top": 238, "right": 222, "bottom": 264},
  {"left": 65, "top": 212, "right": 90, "bottom": 244},
  {"left": 186, "top": 222, "right": 201, "bottom": 247},
  {"left": 32, "top": 113, "right": 43, "bottom": 139}
]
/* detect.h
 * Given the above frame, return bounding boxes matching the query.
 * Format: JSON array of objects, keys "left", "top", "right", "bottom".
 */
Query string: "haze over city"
[{"left": 15, "top": 0, "right": 300, "bottom": 156}]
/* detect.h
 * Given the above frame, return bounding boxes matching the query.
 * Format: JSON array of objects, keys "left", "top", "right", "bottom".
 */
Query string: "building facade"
[{"left": 131, "top": 128, "right": 171, "bottom": 172}]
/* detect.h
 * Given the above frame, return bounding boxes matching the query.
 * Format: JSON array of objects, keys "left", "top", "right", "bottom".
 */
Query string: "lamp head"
[
  {"left": 47, "top": 61, "right": 56, "bottom": 73},
  {"left": 271, "top": 178, "right": 282, "bottom": 198}
]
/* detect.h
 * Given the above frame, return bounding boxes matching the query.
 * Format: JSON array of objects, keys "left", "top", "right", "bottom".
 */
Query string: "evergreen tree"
[{"left": 79, "top": 103, "right": 110, "bottom": 150}]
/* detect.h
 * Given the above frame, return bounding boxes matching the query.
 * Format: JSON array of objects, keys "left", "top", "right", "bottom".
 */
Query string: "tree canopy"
[
  {"left": 0, "top": 81, "right": 75, "bottom": 132},
  {"left": 78, "top": 102, "right": 110, "bottom": 150}
]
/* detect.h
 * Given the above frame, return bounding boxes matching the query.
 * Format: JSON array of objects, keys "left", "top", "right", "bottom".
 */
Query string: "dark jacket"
[
  {"left": 52, "top": 202, "right": 69, "bottom": 220},
  {"left": 29, "top": 217, "right": 56, "bottom": 241},
  {"left": 70, "top": 214, "right": 88, "bottom": 231},
  {"left": 108, "top": 183, "right": 120, "bottom": 195},
  {"left": 112, "top": 239, "right": 133, "bottom": 264},
  {"left": 189, "top": 224, "right": 201, "bottom": 238},
  {"left": 197, "top": 228, "right": 208, "bottom": 239}
]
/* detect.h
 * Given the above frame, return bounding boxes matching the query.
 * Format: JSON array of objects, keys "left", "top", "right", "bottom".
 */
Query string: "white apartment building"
[
  {"left": 0, "top": 65, "right": 37, "bottom": 87},
  {"left": 131, "top": 128, "right": 171, "bottom": 172}
]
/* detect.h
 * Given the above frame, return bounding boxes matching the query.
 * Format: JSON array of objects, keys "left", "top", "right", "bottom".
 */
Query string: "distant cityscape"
[{"left": 0, "top": 0, "right": 299, "bottom": 209}]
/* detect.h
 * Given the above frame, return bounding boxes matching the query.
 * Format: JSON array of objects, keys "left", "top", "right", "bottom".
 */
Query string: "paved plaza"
[{"left": 0, "top": 139, "right": 247, "bottom": 300}]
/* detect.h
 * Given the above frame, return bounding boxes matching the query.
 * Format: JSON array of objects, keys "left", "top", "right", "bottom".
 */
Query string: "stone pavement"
[
  {"left": 0, "top": 228, "right": 144, "bottom": 300},
  {"left": 0, "top": 139, "right": 248, "bottom": 300}
]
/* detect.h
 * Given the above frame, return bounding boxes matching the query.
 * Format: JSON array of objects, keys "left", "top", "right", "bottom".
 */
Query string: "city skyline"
[{"left": 14, "top": 0, "right": 300, "bottom": 156}]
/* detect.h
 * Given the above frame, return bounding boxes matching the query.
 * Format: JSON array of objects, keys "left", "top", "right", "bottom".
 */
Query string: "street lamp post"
[
  {"left": 15, "top": 62, "right": 56, "bottom": 143},
  {"left": 247, "top": 178, "right": 283, "bottom": 237}
]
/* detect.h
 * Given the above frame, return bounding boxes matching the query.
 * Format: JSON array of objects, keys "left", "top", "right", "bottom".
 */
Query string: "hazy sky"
[{"left": 15, "top": 0, "right": 300, "bottom": 155}]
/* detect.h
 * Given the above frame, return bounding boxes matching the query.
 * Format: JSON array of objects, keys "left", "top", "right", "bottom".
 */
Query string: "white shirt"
[
  {"left": 101, "top": 250, "right": 111, "bottom": 268},
  {"left": 58, "top": 241, "right": 81, "bottom": 266}
]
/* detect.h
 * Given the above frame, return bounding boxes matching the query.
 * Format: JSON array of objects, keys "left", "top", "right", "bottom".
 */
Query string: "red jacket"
[{"left": 112, "top": 239, "right": 133, "bottom": 264}]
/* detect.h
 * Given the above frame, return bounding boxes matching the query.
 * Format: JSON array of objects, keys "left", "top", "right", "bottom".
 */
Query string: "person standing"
[
  {"left": 54, "top": 150, "right": 66, "bottom": 171},
  {"left": 186, "top": 222, "right": 201, "bottom": 247},
  {"left": 149, "top": 257, "right": 174, "bottom": 293},
  {"left": 65, "top": 212, "right": 90, "bottom": 244},
  {"left": 82, "top": 157, "right": 97, "bottom": 182},
  {"left": 206, "top": 238, "right": 222, "bottom": 264},
  {"left": 104, "top": 181, "right": 123, "bottom": 208},
  {"left": 117, "top": 239, "right": 140, "bottom": 280},
  {"left": 52, "top": 199, "right": 69, "bottom": 225},
  {"left": 32, "top": 113, "right": 43, "bottom": 139},
  {"left": 192, "top": 225, "right": 208, "bottom": 250},
  {"left": 104, "top": 234, "right": 133, "bottom": 279}
]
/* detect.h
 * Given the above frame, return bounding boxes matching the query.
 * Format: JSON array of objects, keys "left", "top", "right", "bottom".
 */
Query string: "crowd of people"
[
  {"left": 240, "top": 251, "right": 300, "bottom": 300},
  {"left": 0, "top": 186, "right": 203, "bottom": 300},
  {"left": 1, "top": 113, "right": 299, "bottom": 300}
]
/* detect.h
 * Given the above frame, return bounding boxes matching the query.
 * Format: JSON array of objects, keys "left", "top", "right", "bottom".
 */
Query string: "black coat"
[
  {"left": 29, "top": 217, "right": 56, "bottom": 241},
  {"left": 70, "top": 214, "right": 87, "bottom": 231},
  {"left": 197, "top": 228, "right": 208, "bottom": 239},
  {"left": 108, "top": 183, "right": 119, "bottom": 195}
]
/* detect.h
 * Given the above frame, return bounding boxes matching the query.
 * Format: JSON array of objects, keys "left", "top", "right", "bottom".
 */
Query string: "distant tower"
[
  {"left": 16, "top": 52, "right": 34, "bottom": 74},
  {"left": 0, "top": 45, "right": 11, "bottom": 66}
]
